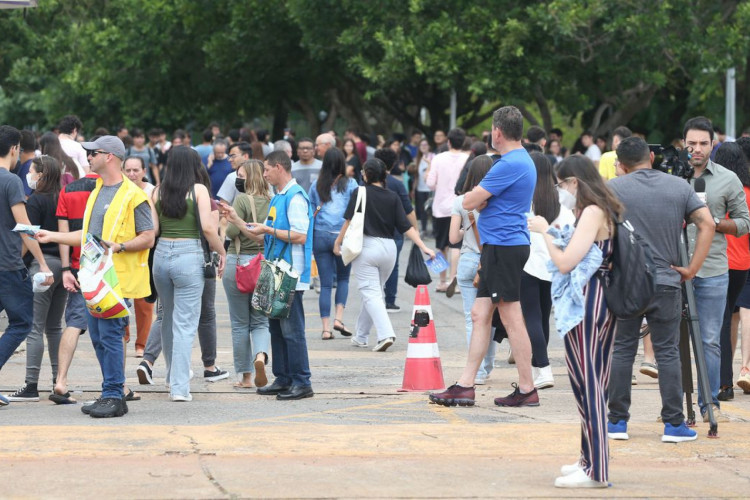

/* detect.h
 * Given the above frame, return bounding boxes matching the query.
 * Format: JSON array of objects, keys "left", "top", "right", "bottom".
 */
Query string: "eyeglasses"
[
  {"left": 298, "top": 146, "right": 313, "bottom": 151},
  {"left": 227, "top": 153, "right": 238, "bottom": 159},
  {"left": 555, "top": 177, "right": 573, "bottom": 188},
  {"left": 88, "top": 150, "right": 108, "bottom": 158}
]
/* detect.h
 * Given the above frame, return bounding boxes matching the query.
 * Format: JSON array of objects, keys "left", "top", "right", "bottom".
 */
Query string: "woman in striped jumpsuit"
[{"left": 528, "top": 155, "right": 623, "bottom": 488}]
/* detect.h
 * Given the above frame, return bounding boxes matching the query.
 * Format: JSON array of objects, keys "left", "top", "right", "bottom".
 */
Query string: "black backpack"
[{"left": 599, "top": 219, "right": 657, "bottom": 319}]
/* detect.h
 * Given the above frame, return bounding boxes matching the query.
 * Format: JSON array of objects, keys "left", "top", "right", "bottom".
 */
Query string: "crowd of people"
[{"left": 2, "top": 108, "right": 750, "bottom": 488}]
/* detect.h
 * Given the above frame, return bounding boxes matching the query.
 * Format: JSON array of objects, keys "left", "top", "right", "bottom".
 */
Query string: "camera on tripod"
[{"left": 648, "top": 144, "right": 694, "bottom": 179}]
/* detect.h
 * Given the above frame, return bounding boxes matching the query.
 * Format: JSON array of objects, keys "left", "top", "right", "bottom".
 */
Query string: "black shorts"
[
  {"left": 476, "top": 244, "right": 530, "bottom": 303},
  {"left": 433, "top": 216, "right": 462, "bottom": 251}
]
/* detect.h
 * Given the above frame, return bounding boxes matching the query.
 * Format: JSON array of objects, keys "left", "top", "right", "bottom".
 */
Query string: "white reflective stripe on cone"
[
  {"left": 411, "top": 304, "right": 433, "bottom": 320},
  {"left": 406, "top": 343, "right": 440, "bottom": 359}
]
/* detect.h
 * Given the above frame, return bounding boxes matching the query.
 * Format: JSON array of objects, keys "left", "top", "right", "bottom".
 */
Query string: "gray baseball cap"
[{"left": 80, "top": 135, "right": 126, "bottom": 160}]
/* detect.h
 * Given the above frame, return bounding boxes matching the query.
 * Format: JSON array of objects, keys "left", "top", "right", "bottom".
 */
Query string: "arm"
[
  {"left": 11, "top": 203, "right": 52, "bottom": 283},
  {"left": 672, "top": 206, "right": 715, "bottom": 281},
  {"left": 463, "top": 185, "right": 492, "bottom": 211},
  {"left": 449, "top": 213, "right": 464, "bottom": 245},
  {"left": 719, "top": 181, "right": 750, "bottom": 237},
  {"left": 332, "top": 219, "right": 350, "bottom": 256},
  {"left": 404, "top": 227, "right": 435, "bottom": 259},
  {"left": 528, "top": 205, "right": 606, "bottom": 274},
  {"left": 58, "top": 218, "right": 79, "bottom": 292},
  {"left": 219, "top": 201, "right": 269, "bottom": 244},
  {"left": 196, "top": 185, "right": 226, "bottom": 254},
  {"left": 150, "top": 163, "right": 161, "bottom": 185}
]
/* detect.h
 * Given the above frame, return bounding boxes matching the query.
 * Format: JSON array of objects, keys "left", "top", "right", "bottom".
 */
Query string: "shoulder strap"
[{"left": 468, "top": 211, "right": 482, "bottom": 251}]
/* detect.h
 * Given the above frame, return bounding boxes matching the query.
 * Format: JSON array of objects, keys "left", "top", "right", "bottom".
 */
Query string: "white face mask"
[
  {"left": 558, "top": 187, "right": 576, "bottom": 210},
  {"left": 26, "top": 172, "right": 38, "bottom": 190}
]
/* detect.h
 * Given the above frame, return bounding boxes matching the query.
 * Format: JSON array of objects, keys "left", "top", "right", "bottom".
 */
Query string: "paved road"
[{"left": 2, "top": 241, "right": 749, "bottom": 498}]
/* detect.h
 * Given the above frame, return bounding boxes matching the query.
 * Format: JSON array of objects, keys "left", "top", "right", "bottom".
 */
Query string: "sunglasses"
[{"left": 88, "top": 150, "right": 108, "bottom": 158}]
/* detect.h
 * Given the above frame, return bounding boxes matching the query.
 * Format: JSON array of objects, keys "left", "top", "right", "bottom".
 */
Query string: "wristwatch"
[
  {"left": 119, "top": 243, "right": 126, "bottom": 253},
  {"left": 713, "top": 217, "right": 721, "bottom": 228}
]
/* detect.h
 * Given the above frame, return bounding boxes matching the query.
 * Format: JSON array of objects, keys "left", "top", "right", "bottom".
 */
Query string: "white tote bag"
[{"left": 341, "top": 186, "right": 366, "bottom": 265}]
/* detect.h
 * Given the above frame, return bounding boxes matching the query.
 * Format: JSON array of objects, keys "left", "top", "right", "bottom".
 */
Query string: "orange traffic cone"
[{"left": 399, "top": 285, "right": 445, "bottom": 391}]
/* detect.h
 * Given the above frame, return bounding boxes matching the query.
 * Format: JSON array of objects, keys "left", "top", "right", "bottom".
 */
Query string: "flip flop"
[
  {"left": 49, "top": 392, "right": 77, "bottom": 405},
  {"left": 125, "top": 389, "right": 141, "bottom": 401},
  {"left": 333, "top": 322, "right": 353, "bottom": 337},
  {"left": 445, "top": 277, "right": 458, "bottom": 298}
]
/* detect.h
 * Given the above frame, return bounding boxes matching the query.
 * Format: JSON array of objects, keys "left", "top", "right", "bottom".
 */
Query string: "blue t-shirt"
[
  {"left": 477, "top": 148, "right": 536, "bottom": 246},
  {"left": 16, "top": 159, "right": 33, "bottom": 197},
  {"left": 204, "top": 158, "right": 233, "bottom": 198}
]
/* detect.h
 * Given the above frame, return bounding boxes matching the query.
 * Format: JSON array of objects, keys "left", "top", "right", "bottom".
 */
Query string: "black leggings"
[
  {"left": 414, "top": 191, "right": 431, "bottom": 233},
  {"left": 520, "top": 271, "right": 552, "bottom": 368},
  {"left": 720, "top": 268, "right": 749, "bottom": 387}
]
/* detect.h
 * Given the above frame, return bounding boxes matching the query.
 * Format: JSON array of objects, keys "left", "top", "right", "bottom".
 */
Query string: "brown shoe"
[
  {"left": 702, "top": 405, "right": 729, "bottom": 423},
  {"left": 429, "top": 384, "right": 475, "bottom": 407},
  {"left": 494, "top": 383, "right": 540, "bottom": 407}
]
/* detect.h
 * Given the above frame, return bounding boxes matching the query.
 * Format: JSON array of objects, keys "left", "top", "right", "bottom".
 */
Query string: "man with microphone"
[{"left": 683, "top": 116, "right": 750, "bottom": 422}]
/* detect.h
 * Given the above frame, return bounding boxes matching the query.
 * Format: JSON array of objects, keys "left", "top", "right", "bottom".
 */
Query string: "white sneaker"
[
  {"left": 171, "top": 394, "right": 193, "bottom": 402},
  {"left": 554, "top": 468, "right": 608, "bottom": 488},
  {"left": 560, "top": 462, "right": 583, "bottom": 476},
  {"left": 474, "top": 377, "right": 487, "bottom": 385},
  {"left": 373, "top": 337, "right": 395, "bottom": 352},
  {"left": 351, "top": 338, "right": 369, "bottom": 348},
  {"left": 533, "top": 365, "right": 554, "bottom": 389}
]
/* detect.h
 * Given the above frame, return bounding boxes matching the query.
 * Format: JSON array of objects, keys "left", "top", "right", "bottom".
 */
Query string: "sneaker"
[
  {"left": 351, "top": 338, "right": 369, "bottom": 348},
  {"left": 560, "top": 462, "right": 583, "bottom": 476},
  {"left": 494, "top": 383, "right": 539, "bottom": 407},
  {"left": 373, "top": 337, "right": 395, "bottom": 352},
  {"left": 0, "top": 394, "right": 9, "bottom": 406},
  {"left": 607, "top": 420, "right": 629, "bottom": 440},
  {"left": 474, "top": 376, "right": 487, "bottom": 385},
  {"left": 631, "top": 374, "right": 638, "bottom": 385},
  {"left": 171, "top": 394, "right": 193, "bottom": 402},
  {"left": 89, "top": 397, "right": 128, "bottom": 418},
  {"left": 718, "top": 386, "right": 734, "bottom": 401},
  {"left": 662, "top": 422, "right": 698, "bottom": 443},
  {"left": 81, "top": 398, "right": 102, "bottom": 415},
  {"left": 554, "top": 468, "right": 608, "bottom": 488},
  {"left": 204, "top": 367, "right": 229, "bottom": 382},
  {"left": 639, "top": 361, "right": 658, "bottom": 379},
  {"left": 702, "top": 405, "right": 729, "bottom": 423},
  {"left": 738, "top": 372, "right": 750, "bottom": 394},
  {"left": 429, "top": 384, "right": 475, "bottom": 407},
  {"left": 137, "top": 361, "right": 153, "bottom": 385},
  {"left": 6, "top": 383, "right": 39, "bottom": 402},
  {"left": 533, "top": 366, "right": 555, "bottom": 390},
  {"left": 385, "top": 303, "right": 400, "bottom": 313}
]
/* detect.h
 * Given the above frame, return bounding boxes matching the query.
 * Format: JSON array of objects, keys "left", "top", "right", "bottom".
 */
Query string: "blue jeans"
[
  {"left": 692, "top": 273, "right": 729, "bottom": 413},
  {"left": 153, "top": 239, "right": 205, "bottom": 398},
  {"left": 384, "top": 233, "right": 404, "bottom": 305},
  {"left": 0, "top": 269, "right": 33, "bottom": 370},
  {"left": 87, "top": 309, "right": 129, "bottom": 399},
  {"left": 222, "top": 253, "right": 270, "bottom": 374},
  {"left": 456, "top": 252, "right": 494, "bottom": 379},
  {"left": 313, "top": 230, "right": 351, "bottom": 318},
  {"left": 268, "top": 292, "right": 311, "bottom": 387}
]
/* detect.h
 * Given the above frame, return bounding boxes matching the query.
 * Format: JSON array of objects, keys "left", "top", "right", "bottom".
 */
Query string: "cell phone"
[{"left": 91, "top": 233, "right": 108, "bottom": 248}]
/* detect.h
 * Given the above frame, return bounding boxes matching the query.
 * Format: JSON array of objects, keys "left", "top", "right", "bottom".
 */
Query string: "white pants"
[{"left": 352, "top": 236, "right": 397, "bottom": 343}]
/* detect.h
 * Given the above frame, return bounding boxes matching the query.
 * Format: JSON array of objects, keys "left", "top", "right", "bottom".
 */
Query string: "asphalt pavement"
[{"left": 1, "top": 239, "right": 749, "bottom": 498}]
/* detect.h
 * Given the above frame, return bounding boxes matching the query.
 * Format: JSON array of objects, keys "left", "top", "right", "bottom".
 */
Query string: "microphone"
[{"left": 694, "top": 177, "right": 707, "bottom": 205}]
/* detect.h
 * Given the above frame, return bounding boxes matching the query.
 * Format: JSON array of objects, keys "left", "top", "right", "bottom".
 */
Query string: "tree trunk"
[{"left": 271, "top": 101, "right": 287, "bottom": 142}]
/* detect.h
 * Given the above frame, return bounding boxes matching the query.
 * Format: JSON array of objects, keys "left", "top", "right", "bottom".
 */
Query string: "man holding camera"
[
  {"left": 606, "top": 137, "right": 713, "bottom": 442},
  {"left": 684, "top": 116, "right": 750, "bottom": 422}
]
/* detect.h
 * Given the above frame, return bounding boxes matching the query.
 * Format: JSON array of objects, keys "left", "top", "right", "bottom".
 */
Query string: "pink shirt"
[{"left": 426, "top": 150, "right": 469, "bottom": 218}]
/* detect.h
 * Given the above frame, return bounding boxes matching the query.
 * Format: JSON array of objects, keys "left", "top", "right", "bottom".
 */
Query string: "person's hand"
[
  {"left": 216, "top": 252, "right": 226, "bottom": 279},
  {"left": 34, "top": 229, "right": 55, "bottom": 244},
  {"left": 670, "top": 265, "right": 696, "bottom": 282},
  {"left": 333, "top": 240, "right": 342, "bottom": 256},
  {"left": 218, "top": 202, "right": 241, "bottom": 224},
  {"left": 62, "top": 270, "right": 80, "bottom": 292},
  {"left": 422, "top": 247, "right": 436, "bottom": 260},
  {"left": 527, "top": 215, "right": 550, "bottom": 234},
  {"left": 38, "top": 265, "right": 54, "bottom": 286}
]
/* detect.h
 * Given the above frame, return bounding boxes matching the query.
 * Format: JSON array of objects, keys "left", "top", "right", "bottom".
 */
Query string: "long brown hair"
[
  {"left": 39, "top": 132, "right": 79, "bottom": 181},
  {"left": 529, "top": 152, "right": 560, "bottom": 224},
  {"left": 461, "top": 155, "right": 493, "bottom": 193},
  {"left": 31, "top": 155, "right": 62, "bottom": 200},
  {"left": 556, "top": 155, "right": 623, "bottom": 222}
]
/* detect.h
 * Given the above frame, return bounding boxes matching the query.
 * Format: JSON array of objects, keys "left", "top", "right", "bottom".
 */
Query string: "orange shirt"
[{"left": 726, "top": 186, "right": 750, "bottom": 270}]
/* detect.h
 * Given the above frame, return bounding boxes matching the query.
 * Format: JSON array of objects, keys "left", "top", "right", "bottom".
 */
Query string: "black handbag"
[{"left": 191, "top": 186, "right": 216, "bottom": 279}]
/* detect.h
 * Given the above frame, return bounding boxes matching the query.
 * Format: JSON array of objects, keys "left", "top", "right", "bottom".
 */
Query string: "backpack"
[{"left": 599, "top": 219, "right": 657, "bottom": 319}]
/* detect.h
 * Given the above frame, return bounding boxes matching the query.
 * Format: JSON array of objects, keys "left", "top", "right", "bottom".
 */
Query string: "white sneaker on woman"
[
  {"left": 554, "top": 469, "right": 608, "bottom": 488},
  {"left": 533, "top": 366, "right": 554, "bottom": 389}
]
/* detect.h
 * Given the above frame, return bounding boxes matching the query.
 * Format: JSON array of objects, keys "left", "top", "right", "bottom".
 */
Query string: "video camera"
[{"left": 648, "top": 144, "right": 694, "bottom": 179}]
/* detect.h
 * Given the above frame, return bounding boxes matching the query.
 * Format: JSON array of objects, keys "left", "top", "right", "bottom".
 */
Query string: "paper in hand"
[{"left": 12, "top": 223, "right": 41, "bottom": 236}]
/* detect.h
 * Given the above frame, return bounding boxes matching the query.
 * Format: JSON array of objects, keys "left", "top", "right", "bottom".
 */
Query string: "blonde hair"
[{"left": 238, "top": 159, "right": 270, "bottom": 199}]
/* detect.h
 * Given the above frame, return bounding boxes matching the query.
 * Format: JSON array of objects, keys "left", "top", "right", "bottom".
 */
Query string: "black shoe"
[
  {"left": 385, "top": 303, "right": 400, "bottom": 314},
  {"left": 257, "top": 380, "right": 291, "bottom": 395},
  {"left": 137, "top": 361, "right": 153, "bottom": 385},
  {"left": 276, "top": 385, "right": 314, "bottom": 400},
  {"left": 718, "top": 386, "right": 735, "bottom": 401},
  {"left": 89, "top": 397, "right": 128, "bottom": 418},
  {"left": 81, "top": 398, "right": 103, "bottom": 415},
  {"left": 204, "top": 366, "right": 229, "bottom": 382},
  {"left": 7, "top": 383, "right": 39, "bottom": 402}
]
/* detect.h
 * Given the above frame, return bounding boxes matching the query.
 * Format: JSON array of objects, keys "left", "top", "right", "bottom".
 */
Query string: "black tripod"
[{"left": 678, "top": 228, "right": 718, "bottom": 437}]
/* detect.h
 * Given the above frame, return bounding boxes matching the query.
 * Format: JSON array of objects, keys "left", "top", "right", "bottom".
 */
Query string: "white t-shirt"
[
  {"left": 523, "top": 205, "right": 576, "bottom": 281},
  {"left": 585, "top": 144, "right": 602, "bottom": 162},
  {"left": 451, "top": 195, "right": 480, "bottom": 254},
  {"left": 59, "top": 136, "right": 89, "bottom": 176}
]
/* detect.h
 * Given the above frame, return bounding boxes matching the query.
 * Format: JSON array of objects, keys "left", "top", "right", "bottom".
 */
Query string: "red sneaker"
[
  {"left": 429, "top": 384, "right": 475, "bottom": 407},
  {"left": 494, "top": 383, "right": 540, "bottom": 407}
]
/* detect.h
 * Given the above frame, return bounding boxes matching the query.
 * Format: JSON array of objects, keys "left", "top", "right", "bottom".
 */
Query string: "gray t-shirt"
[
  {"left": 609, "top": 169, "right": 705, "bottom": 288},
  {"left": 291, "top": 159, "right": 322, "bottom": 193},
  {"left": 88, "top": 182, "right": 154, "bottom": 239},
  {"left": 0, "top": 168, "right": 26, "bottom": 271}
]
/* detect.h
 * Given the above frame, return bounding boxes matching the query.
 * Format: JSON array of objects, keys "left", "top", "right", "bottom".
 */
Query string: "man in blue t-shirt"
[
  {"left": 204, "top": 138, "right": 233, "bottom": 198},
  {"left": 429, "top": 106, "right": 538, "bottom": 409}
]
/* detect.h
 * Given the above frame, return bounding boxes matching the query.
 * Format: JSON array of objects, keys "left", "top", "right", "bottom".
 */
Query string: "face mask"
[
  {"left": 558, "top": 187, "right": 576, "bottom": 210},
  {"left": 235, "top": 177, "right": 246, "bottom": 193},
  {"left": 26, "top": 172, "right": 38, "bottom": 190}
]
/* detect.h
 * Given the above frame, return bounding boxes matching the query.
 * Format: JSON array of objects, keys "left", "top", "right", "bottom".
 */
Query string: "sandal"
[
  {"left": 321, "top": 330, "right": 334, "bottom": 340},
  {"left": 125, "top": 389, "right": 141, "bottom": 401},
  {"left": 333, "top": 321, "right": 353, "bottom": 337},
  {"left": 435, "top": 281, "right": 448, "bottom": 293},
  {"left": 445, "top": 277, "right": 458, "bottom": 298}
]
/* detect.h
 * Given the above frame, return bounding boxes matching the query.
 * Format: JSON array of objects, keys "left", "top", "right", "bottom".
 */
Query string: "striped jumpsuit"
[{"left": 563, "top": 238, "right": 616, "bottom": 483}]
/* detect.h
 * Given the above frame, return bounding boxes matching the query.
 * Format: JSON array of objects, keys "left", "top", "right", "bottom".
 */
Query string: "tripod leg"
[{"left": 679, "top": 317, "right": 695, "bottom": 426}]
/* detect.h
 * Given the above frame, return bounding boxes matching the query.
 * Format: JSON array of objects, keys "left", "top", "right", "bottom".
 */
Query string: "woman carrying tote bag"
[{"left": 334, "top": 158, "right": 435, "bottom": 352}]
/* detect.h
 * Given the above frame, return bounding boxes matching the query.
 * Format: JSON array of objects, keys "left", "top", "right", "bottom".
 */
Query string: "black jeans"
[
  {"left": 720, "top": 268, "right": 748, "bottom": 387},
  {"left": 520, "top": 272, "right": 552, "bottom": 368},
  {"left": 608, "top": 286, "right": 685, "bottom": 425}
]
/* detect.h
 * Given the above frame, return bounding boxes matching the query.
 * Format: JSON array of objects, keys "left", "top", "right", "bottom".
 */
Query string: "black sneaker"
[
  {"left": 137, "top": 361, "right": 153, "bottom": 385},
  {"left": 81, "top": 398, "right": 102, "bottom": 415},
  {"left": 7, "top": 383, "right": 39, "bottom": 402},
  {"left": 718, "top": 386, "right": 734, "bottom": 401},
  {"left": 204, "top": 366, "right": 229, "bottom": 382},
  {"left": 89, "top": 397, "right": 128, "bottom": 418},
  {"left": 385, "top": 303, "right": 400, "bottom": 314}
]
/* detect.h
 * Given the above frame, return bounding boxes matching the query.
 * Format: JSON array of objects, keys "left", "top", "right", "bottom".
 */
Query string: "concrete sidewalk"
[{"left": 1, "top": 241, "right": 749, "bottom": 498}]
